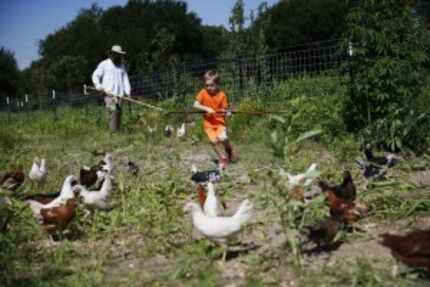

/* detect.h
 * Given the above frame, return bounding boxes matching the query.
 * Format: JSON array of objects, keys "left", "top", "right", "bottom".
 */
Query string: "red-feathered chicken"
[
  {"left": 379, "top": 230, "right": 430, "bottom": 271},
  {"left": 318, "top": 170, "right": 356, "bottom": 202},
  {"left": 0, "top": 166, "right": 25, "bottom": 191},
  {"left": 323, "top": 190, "right": 360, "bottom": 224},
  {"left": 40, "top": 198, "right": 78, "bottom": 234}
]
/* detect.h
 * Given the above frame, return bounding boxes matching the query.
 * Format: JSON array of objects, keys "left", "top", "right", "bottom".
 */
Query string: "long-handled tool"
[
  {"left": 84, "top": 84, "right": 165, "bottom": 112},
  {"left": 165, "top": 109, "right": 291, "bottom": 116}
]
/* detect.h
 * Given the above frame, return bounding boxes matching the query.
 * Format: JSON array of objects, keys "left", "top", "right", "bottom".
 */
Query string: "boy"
[{"left": 193, "top": 71, "right": 237, "bottom": 169}]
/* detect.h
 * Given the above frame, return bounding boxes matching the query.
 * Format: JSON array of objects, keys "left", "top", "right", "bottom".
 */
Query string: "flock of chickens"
[
  {"left": 0, "top": 154, "right": 121, "bottom": 234},
  {"left": 188, "top": 144, "right": 430, "bottom": 272},
  {"left": 0, "top": 142, "right": 429, "bottom": 273}
]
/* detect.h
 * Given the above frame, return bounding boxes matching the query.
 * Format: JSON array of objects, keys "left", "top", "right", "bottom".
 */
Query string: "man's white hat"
[{"left": 111, "top": 45, "right": 126, "bottom": 55}]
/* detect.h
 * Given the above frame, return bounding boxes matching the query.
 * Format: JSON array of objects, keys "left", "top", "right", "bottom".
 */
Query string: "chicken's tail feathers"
[{"left": 233, "top": 199, "right": 254, "bottom": 224}]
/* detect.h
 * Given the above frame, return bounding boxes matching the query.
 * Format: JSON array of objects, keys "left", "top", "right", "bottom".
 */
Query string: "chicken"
[
  {"left": 124, "top": 158, "right": 139, "bottom": 176},
  {"left": 80, "top": 165, "right": 103, "bottom": 188},
  {"left": 176, "top": 123, "right": 186, "bottom": 138},
  {"left": 323, "top": 191, "right": 360, "bottom": 224},
  {"left": 100, "top": 153, "right": 114, "bottom": 174},
  {"left": 0, "top": 166, "right": 25, "bottom": 191},
  {"left": 39, "top": 198, "right": 78, "bottom": 234},
  {"left": 379, "top": 230, "right": 430, "bottom": 271},
  {"left": 280, "top": 163, "right": 319, "bottom": 188},
  {"left": 28, "top": 157, "right": 47, "bottom": 182},
  {"left": 164, "top": 125, "right": 174, "bottom": 137},
  {"left": 307, "top": 217, "right": 342, "bottom": 248},
  {"left": 318, "top": 170, "right": 356, "bottom": 202},
  {"left": 191, "top": 165, "right": 221, "bottom": 184},
  {"left": 203, "top": 182, "right": 224, "bottom": 217},
  {"left": 196, "top": 184, "right": 206, "bottom": 209},
  {"left": 364, "top": 144, "right": 401, "bottom": 167},
  {"left": 77, "top": 173, "right": 112, "bottom": 209},
  {"left": 355, "top": 158, "right": 387, "bottom": 181},
  {"left": 184, "top": 199, "right": 253, "bottom": 261},
  {"left": 26, "top": 175, "right": 78, "bottom": 213}
]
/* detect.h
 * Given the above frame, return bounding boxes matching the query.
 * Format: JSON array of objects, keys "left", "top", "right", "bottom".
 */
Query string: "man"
[{"left": 92, "top": 45, "right": 131, "bottom": 131}]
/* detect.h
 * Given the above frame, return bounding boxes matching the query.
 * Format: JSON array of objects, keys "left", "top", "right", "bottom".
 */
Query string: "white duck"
[
  {"left": 29, "top": 157, "right": 47, "bottom": 182},
  {"left": 77, "top": 173, "right": 112, "bottom": 209},
  {"left": 279, "top": 163, "right": 319, "bottom": 188},
  {"left": 27, "top": 175, "right": 78, "bottom": 219},
  {"left": 203, "top": 182, "right": 224, "bottom": 217},
  {"left": 184, "top": 199, "right": 253, "bottom": 261},
  {"left": 176, "top": 123, "right": 186, "bottom": 138}
]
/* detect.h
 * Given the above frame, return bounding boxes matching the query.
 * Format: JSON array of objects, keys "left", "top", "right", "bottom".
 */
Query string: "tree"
[
  {"left": 261, "top": 0, "right": 350, "bottom": 50},
  {"left": 344, "top": 0, "right": 430, "bottom": 151},
  {"left": 0, "top": 47, "right": 19, "bottom": 98}
]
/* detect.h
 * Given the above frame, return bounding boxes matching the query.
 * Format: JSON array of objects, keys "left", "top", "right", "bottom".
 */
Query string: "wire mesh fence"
[{"left": 0, "top": 39, "right": 348, "bottom": 113}]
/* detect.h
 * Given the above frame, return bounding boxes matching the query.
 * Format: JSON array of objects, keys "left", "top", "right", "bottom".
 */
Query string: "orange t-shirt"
[{"left": 196, "top": 89, "right": 228, "bottom": 128}]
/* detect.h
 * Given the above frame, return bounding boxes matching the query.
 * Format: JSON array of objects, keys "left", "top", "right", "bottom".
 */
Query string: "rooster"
[
  {"left": 318, "top": 170, "right": 356, "bottom": 202},
  {"left": 28, "top": 157, "right": 47, "bottom": 183},
  {"left": 379, "top": 230, "right": 430, "bottom": 271},
  {"left": 0, "top": 166, "right": 25, "bottom": 191},
  {"left": 184, "top": 199, "right": 253, "bottom": 261}
]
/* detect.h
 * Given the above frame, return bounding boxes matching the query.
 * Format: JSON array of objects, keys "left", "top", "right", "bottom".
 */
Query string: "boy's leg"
[{"left": 221, "top": 139, "right": 238, "bottom": 162}]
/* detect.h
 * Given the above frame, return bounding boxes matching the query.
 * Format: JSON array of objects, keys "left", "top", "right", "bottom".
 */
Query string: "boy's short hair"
[{"left": 203, "top": 70, "right": 220, "bottom": 85}]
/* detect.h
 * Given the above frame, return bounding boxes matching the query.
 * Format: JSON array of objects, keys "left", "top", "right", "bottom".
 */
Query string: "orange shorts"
[{"left": 204, "top": 125, "right": 227, "bottom": 143}]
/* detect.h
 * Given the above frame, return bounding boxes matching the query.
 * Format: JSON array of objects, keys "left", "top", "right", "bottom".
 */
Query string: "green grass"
[{"left": 1, "top": 78, "right": 430, "bottom": 286}]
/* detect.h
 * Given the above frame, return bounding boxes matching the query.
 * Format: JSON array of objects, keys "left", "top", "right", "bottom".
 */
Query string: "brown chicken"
[
  {"left": 308, "top": 217, "right": 342, "bottom": 248},
  {"left": 288, "top": 185, "right": 305, "bottom": 202},
  {"left": 40, "top": 198, "right": 78, "bottom": 234},
  {"left": 0, "top": 166, "right": 25, "bottom": 191},
  {"left": 324, "top": 190, "right": 360, "bottom": 224},
  {"left": 318, "top": 170, "right": 356, "bottom": 202},
  {"left": 380, "top": 230, "right": 430, "bottom": 271}
]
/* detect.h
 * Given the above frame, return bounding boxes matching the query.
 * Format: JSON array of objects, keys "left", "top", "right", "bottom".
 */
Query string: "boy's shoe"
[{"left": 218, "top": 156, "right": 229, "bottom": 170}]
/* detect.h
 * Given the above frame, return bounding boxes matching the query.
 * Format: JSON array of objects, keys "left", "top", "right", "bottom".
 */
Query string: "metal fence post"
[{"left": 52, "top": 89, "right": 58, "bottom": 122}]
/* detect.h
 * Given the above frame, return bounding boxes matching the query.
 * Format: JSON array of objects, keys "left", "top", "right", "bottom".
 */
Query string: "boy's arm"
[{"left": 193, "top": 100, "right": 215, "bottom": 114}]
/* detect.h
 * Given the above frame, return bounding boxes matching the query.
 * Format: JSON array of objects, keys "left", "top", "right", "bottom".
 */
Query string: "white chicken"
[
  {"left": 184, "top": 199, "right": 253, "bottom": 261},
  {"left": 77, "top": 173, "right": 112, "bottom": 209},
  {"left": 203, "top": 182, "right": 224, "bottom": 217},
  {"left": 27, "top": 175, "right": 78, "bottom": 219},
  {"left": 279, "top": 163, "right": 319, "bottom": 188},
  {"left": 100, "top": 153, "right": 113, "bottom": 174},
  {"left": 176, "top": 123, "right": 186, "bottom": 138},
  {"left": 29, "top": 157, "right": 47, "bottom": 182}
]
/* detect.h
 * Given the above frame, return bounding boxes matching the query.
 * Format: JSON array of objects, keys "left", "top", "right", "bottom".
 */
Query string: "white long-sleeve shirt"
[{"left": 92, "top": 58, "right": 131, "bottom": 98}]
